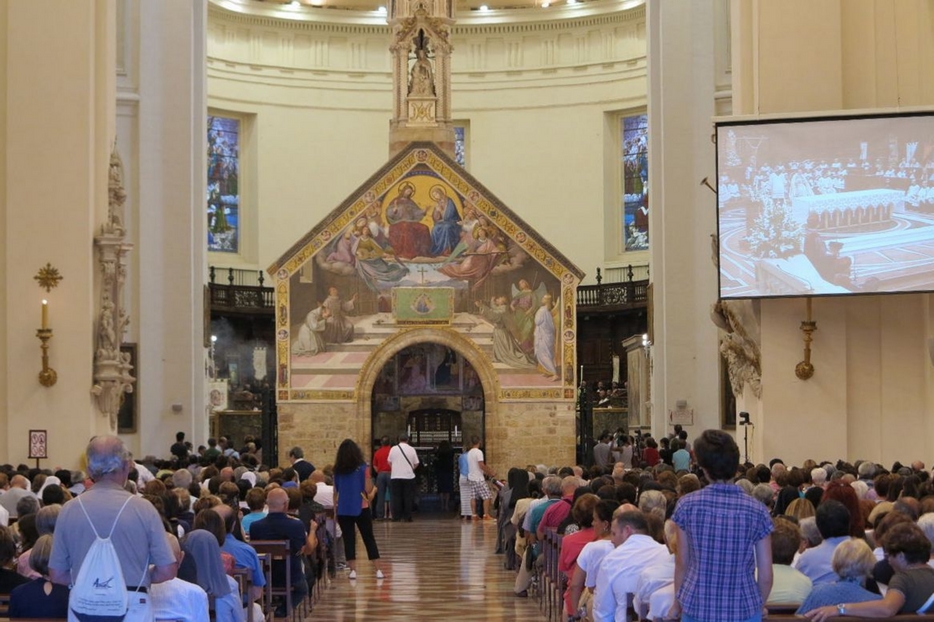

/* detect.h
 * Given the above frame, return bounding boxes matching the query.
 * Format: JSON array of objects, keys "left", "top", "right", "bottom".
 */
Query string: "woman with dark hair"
[
  {"left": 671, "top": 429, "right": 773, "bottom": 622},
  {"left": 804, "top": 522, "right": 934, "bottom": 620},
  {"left": 0, "top": 526, "right": 28, "bottom": 594},
  {"left": 774, "top": 485, "right": 801, "bottom": 517},
  {"left": 435, "top": 440, "right": 455, "bottom": 513},
  {"left": 333, "top": 438, "right": 384, "bottom": 579}
]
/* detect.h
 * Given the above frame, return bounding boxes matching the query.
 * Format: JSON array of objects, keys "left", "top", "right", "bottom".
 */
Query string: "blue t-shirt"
[{"left": 334, "top": 463, "right": 369, "bottom": 517}]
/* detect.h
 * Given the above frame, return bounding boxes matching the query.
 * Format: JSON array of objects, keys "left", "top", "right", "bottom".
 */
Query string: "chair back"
[{"left": 250, "top": 539, "right": 293, "bottom": 620}]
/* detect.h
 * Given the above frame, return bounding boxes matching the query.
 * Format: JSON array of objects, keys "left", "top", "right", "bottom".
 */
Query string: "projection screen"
[{"left": 716, "top": 112, "right": 934, "bottom": 299}]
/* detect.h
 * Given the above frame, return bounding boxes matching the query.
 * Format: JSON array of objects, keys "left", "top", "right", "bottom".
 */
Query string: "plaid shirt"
[{"left": 672, "top": 483, "right": 773, "bottom": 622}]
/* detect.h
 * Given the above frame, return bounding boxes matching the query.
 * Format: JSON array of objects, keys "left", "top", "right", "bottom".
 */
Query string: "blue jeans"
[{"left": 375, "top": 471, "right": 391, "bottom": 519}]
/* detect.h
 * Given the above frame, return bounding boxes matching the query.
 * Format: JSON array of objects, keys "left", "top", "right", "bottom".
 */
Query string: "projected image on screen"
[{"left": 716, "top": 113, "right": 934, "bottom": 299}]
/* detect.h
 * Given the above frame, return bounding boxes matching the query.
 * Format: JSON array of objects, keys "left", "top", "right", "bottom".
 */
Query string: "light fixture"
[
  {"left": 478, "top": 4, "right": 489, "bottom": 10},
  {"left": 37, "top": 299, "right": 56, "bottom": 387},
  {"left": 290, "top": 0, "right": 300, "bottom": 6},
  {"left": 377, "top": 5, "right": 387, "bottom": 13},
  {"left": 541, "top": 1, "right": 550, "bottom": 6},
  {"left": 567, "top": 0, "right": 578, "bottom": 5}
]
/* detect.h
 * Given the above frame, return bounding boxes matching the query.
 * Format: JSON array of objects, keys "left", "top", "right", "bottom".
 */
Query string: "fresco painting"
[{"left": 273, "top": 145, "right": 582, "bottom": 401}]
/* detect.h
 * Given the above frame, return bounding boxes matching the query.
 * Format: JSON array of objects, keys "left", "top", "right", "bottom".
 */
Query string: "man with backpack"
[{"left": 49, "top": 435, "right": 176, "bottom": 622}]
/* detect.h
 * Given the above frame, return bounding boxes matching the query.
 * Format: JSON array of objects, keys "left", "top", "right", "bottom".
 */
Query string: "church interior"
[{"left": 0, "top": 0, "right": 933, "bottom": 483}]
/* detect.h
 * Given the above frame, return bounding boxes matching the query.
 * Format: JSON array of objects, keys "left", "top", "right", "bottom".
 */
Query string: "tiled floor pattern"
[{"left": 306, "top": 516, "right": 543, "bottom": 621}]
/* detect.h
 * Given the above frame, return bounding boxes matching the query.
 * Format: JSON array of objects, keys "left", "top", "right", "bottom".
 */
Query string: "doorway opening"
[{"left": 370, "top": 341, "right": 485, "bottom": 514}]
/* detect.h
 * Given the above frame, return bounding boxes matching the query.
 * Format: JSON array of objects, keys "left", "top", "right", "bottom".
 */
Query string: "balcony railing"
[
  {"left": 577, "top": 265, "right": 649, "bottom": 309},
  {"left": 209, "top": 266, "right": 274, "bottom": 314}
]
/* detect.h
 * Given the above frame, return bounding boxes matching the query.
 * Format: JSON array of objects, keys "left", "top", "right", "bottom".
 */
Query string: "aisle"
[{"left": 309, "top": 517, "right": 545, "bottom": 621}]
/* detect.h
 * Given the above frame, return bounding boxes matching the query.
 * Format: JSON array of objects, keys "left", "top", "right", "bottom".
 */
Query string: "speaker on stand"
[{"left": 738, "top": 411, "right": 752, "bottom": 465}]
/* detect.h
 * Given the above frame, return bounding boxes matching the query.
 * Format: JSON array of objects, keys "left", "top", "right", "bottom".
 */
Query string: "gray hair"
[
  {"left": 16, "top": 496, "right": 39, "bottom": 518},
  {"left": 752, "top": 484, "right": 774, "bottom": 508},
  {"left": 831, "top": 538, "right": 875, "bottom": 581},
  {"left": 800, "top": 516, "right": 823, "bottom": 547},
  {"left": 735, "top": 479, "right": 755, "bottom": 495},
  {"left": 639, "top": 490, "right": 667, "bottom": 520},
  {"left": 36, "top": 504, "right": 60, "bottom": 536},
  {"left": 542, "top": 475, "right": 563, "bottom": 496},
  {"left": 172, "top": 469, "right": 193, "bottom": 490},
  {"left": 857, "top": 461, "right": 876, "bottom": 479},
  {"left": 86, "top": 436, "right": 130, "bottom": 481},
  {"left": 811, "top": 468, "right": 827, "bottom": 486}
]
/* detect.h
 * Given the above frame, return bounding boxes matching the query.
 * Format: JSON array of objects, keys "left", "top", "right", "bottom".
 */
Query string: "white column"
[
  {"left": 0, "top": 0, "right": 116, "bottom": 466},
  {"left": 133, "top": 0, "right": 208, "bottom": 457},
  {"left": 647, "top": 0, "right": 721, "bottom": 439}
]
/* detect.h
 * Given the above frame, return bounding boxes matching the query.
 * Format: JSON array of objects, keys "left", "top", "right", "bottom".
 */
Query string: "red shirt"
[
  {"left": 537, "top": 496, "right": 573, "bottom": 538},
  {"left": 373, "top": 446, "right": 391, "bottom": 473},
  {"left": 643, "top": 447, "right": 660, "bottom": 467}
]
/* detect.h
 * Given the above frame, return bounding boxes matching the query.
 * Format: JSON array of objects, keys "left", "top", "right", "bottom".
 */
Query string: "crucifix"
[{"left": 418, "top": 265, "right": 428, "bottom": 284}]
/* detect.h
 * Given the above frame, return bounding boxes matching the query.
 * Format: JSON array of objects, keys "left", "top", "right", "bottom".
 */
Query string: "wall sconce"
[
  {"left": 795, "top": 297, "right": 816, "bottom": 380},
  {"left": 641, "top": 332, "right": 652, "bottom": 357},
  {"left": 33, "top": 264, "right": 62, "bottom": 389},
  {"left": 37, "top": 299, "right": 57, "bottom": 387}
]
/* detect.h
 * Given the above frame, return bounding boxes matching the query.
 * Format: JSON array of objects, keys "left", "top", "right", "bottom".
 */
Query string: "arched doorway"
[{"left": 370, "top": 341, "right": 486, "bottom": 513}]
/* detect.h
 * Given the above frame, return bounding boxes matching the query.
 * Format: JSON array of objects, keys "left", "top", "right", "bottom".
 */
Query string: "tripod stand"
[{"left": 738, "top": 411, "right": 751, "bottom": 464}]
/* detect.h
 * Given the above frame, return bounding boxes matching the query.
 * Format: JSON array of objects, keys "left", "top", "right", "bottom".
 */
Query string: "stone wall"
[{"left": 277, "top": 398, "right": 576, "bottom": 476}]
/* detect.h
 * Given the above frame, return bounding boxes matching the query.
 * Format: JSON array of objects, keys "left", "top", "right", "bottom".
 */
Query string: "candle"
[
  {"left": 580, "top": 365, "right": 583, "bottom": 380},
  {"left": 41, "top": 300, "right": 48, "bottom": 330}
]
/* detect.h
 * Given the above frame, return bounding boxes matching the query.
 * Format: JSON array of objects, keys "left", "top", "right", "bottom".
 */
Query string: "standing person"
[
  {"left": 592, "top": 432, "right": 612, "bottom": 469},
  {"left": 170, "top": 431, "right": 189, "bottom": 462},
  {"left": 435, "top": 440, "right": 455, "bottom": 513},
  {"left": 372, "top": 436, "right": 392, "bottom": 521},
  {"left": 466, "top": 436, "right": 495, "bottom": 520},
  {"left": 288, "top": 446, "right": 315, "bottom": 481},
  {"left": 388, "top": 434, "right": 420, "bottom": 522},
  {"left": 670, "top": 429, "right": 773, "bottom": 622},
  {"left": 458, "top": 449, "right": 473, "bottom": 521},
  {"left": 333, "top": 439, "right": 384, "bottom": 580},
  {"left": 48, "top": 435, "right": 176, "bottom": 621}
]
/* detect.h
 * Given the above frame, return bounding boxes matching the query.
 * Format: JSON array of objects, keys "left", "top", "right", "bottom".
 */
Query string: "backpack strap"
[{"left": 76, "top": 494, "right": 133, "bottom": 540}]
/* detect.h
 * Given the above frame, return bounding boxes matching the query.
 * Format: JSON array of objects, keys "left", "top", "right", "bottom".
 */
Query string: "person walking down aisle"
[
  {"left": 333, "top": 439, "right": 385, "bottom": 580},
  {"left": 388, "top": 434, "right": 420, "bottom": 522},
  {"left": 466, "top": 436, "right": 495, "bottom": 520}
]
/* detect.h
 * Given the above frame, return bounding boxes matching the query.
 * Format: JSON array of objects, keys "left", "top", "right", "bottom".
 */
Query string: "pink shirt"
[{"left": 537, "top": 496, "right": 573, "bottom": 538}]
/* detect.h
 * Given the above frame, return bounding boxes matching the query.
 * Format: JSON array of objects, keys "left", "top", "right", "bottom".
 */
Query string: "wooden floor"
[{"left": 307, "top": 516, "right": 543, "bottom": 621}]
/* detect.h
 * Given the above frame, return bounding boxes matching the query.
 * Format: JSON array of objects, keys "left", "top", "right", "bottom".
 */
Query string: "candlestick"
[
  {"left": 580, "top": 365, "right": 583, "bottom": 381},
  {"left": 41, "top": 300, "right": 48, "bottom": 330}
]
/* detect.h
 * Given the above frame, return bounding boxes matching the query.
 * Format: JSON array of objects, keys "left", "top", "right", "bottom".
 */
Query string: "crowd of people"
[
  {"left": 9, "top": 426, "right": 934, "bottom": 621},
  {"left": 0, "top": 431, "right": 383, "bottom": 621},
  {"left": 487, "top": 426, "right": 934, "bottom": 621}
]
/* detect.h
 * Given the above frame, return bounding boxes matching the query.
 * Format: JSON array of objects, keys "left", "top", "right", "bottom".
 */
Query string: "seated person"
[
  {"left": 633, "top": 519, "right": 677, "bottom": 621},
  {"left": 249, "top": 488, "right": 314, "bottom": 616},
  {"left": 795, "top": 499, "right": 852, "bottom": 585},
  {"left": 151, "top": 533, "right": 210, "bottom": 622},
  {"left": 805, "top": 522, "right": 934, "bottom": 618},
  {"left": 8, "top": 535, "right": 69, "bottom": 619},
  {"left": 0, "top": 526, "right": 28, "bottom": 596},
  {"left": 592, "top": 510, "right": 670, "bottom": 622},
  {"left": 240, "top": 487, "right": 267, "bottom": 537},
  {"left": 797, "top": 538, "right": 881, "bottom": 615},
  {"left": 767, "top": 518, "right": 813, "bottom": 607},
  {"left": 180, "top": 531, "right": 244, "bottom": 622}
]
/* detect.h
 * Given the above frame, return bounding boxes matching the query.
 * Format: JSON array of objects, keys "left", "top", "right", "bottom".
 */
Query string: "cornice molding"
[{"left": 209, "top": 0, "right": 643, "bottom": 35}]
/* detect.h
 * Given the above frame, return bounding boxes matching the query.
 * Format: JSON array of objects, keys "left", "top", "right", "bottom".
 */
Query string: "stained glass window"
[
  {"left": 622, "top": 114, "right": 648, "bottom": 251},
  {"left": 454, "top": 125, "right": 466, "bottom": 168},
  {"left": 207, "top": 116, "right": 240, "bottom": 253}
]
